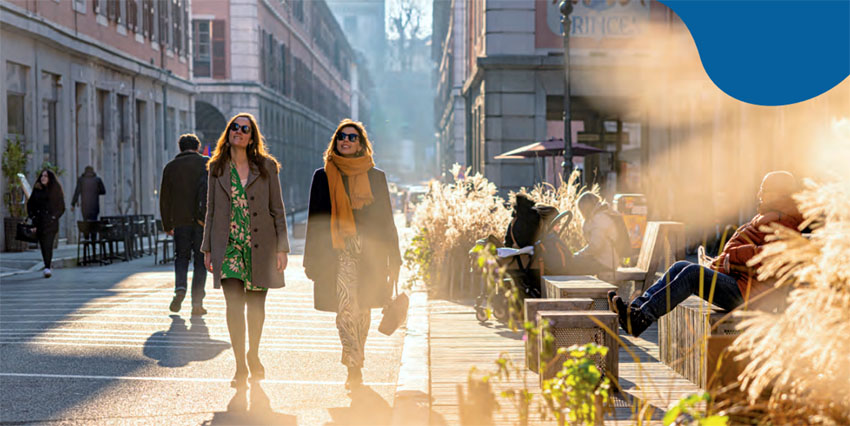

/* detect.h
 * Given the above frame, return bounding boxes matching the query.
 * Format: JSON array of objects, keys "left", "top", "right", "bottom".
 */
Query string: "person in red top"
[{"left": 608, "top": 171, "right": 804, "bottom": 337}]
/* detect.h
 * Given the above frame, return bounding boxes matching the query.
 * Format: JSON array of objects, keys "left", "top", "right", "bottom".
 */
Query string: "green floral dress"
[{"left": 222, "top": 163, "right": 266, "bottom": 291}]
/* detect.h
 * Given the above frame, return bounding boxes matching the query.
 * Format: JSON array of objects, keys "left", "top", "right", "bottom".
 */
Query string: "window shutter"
[
  {"left": 212, "top": 20, "right": 226, "bottom": 79},
  {"left": 127, "top": 0, "right": 136, "bottom": 31}
]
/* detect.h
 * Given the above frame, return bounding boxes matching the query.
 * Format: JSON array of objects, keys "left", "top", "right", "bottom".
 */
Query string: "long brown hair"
[
  {"left": 323, "top": 119, "right": 374, "bottom": 162},
  {"left": 208, "top": 113, "right": 280, "bottom": 178}
]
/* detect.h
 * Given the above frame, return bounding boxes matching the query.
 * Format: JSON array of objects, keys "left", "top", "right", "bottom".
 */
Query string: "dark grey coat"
[
  {"left": 303, "top": 167, "right": 401, "bottom": 313},
  {"left": 71, "top": 171, "right": 105, "bottom": 221},
  {"left": 201, "top": 157, "right": 290, "bottom": 289},
  {"left": 160, "top": 151, "right": 209, "bottom": 231}
]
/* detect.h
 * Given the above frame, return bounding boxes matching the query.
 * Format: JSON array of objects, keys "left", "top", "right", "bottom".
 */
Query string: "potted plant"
[{"left": 2, "top": 136, "right": 31, "bottom": 252}]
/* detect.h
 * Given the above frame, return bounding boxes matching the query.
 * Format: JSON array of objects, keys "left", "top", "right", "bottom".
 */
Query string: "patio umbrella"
[{"left": 493, "top": 137, "right": 607, "bottom": 160}]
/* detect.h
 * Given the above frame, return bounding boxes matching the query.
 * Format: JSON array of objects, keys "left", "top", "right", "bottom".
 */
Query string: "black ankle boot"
[
  {"left": 618, "top": 304, "right": 653, "bottom": 338},
  {"left": 607, "top": 291, "right": 628, "bottom": 315}
]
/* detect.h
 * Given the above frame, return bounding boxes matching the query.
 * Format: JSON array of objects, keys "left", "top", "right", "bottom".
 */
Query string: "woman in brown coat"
[
  {"left": 201, "top": 113, "right": 290, "bottom": 389},
  {"left": 304, "top": 119, "right": 401, "bottom": 390}
]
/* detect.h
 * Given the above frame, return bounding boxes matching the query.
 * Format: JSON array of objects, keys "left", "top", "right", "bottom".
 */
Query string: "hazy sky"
[{"left": 385, "top": 0, "right": 433, "bottom": 39}]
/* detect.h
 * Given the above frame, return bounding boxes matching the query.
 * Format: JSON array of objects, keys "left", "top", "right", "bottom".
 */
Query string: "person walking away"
[
  {"left": 304, "top": 119, "right": 402, "bottom": 390},
  {"left": 160, "top": 134, "right": 210, "bottom": 315},
  {"left": 27, "top": 169, "right": 66, "bottom": 278},
  {"left": 71, "top": 166, "right": 105, "bottom": 221},
  {"left": 201, "top": 113, "right": 289, "bottom": 389},
  {"left": 608, "top": 171, "right": 803, "bottom": 337}
]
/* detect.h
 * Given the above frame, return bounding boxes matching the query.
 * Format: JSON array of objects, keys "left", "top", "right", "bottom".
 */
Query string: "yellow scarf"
[{"left": 325, "top": 152, "right": 375, "bottom": 249}]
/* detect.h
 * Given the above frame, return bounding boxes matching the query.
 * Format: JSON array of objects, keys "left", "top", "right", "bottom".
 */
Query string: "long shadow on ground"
[
  {"left": 203, "top": 383, "right": 297, "bottom": 425},
  {"left": 143, "top": 315, "right": 230, "bottom": 367}
]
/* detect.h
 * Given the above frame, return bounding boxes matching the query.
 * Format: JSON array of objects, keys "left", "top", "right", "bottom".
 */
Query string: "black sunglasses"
[
  {"left": 230, "top": 123, "right": 252, "bottom": 134},
  {"left": 337, "top": 131, "right": 359, "bottom": 142}
]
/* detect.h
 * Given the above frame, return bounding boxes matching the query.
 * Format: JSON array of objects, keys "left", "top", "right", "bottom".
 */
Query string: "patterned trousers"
[{"left": 336, "top": 236, "right": 371, "bottom": 368}]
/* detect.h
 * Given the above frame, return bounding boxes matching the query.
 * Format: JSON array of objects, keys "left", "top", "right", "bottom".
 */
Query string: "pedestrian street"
[{"left": 0, "top": 254, "right": 404, "bottom": 425}]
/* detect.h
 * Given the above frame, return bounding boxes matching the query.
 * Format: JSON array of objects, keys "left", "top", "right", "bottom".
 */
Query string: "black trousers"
[
  {"left": 37, "top": 230, "right": 57, "bottom": 269},
  {"left": 173, "top": 224, "right": 207, "bottom": 306}
]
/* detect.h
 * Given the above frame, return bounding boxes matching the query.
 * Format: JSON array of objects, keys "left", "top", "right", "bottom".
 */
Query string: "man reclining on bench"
[{"left": 607, "top": 171, "right": 804, "bottom": 337}]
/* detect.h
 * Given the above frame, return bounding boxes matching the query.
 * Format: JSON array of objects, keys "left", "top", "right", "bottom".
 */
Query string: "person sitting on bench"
[
  {"left": 608, "top": 171, "right": 804, "bottom": 337},
  {"left": 571, "top": 192, "right": 625, "bottom": 275}
]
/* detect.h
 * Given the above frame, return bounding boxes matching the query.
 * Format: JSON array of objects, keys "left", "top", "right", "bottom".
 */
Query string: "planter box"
[
  {"left": 542, "top": 275, "right": 617, "bottom": 310},
  {"left": 537, "top": 310, "right": 619, "bottom": 387},
  {"left": 524, "top": 298, "right": 596, "bottom": 372},
  {"left": 658, "top": 296, "right": 743, "bottom": 388}
]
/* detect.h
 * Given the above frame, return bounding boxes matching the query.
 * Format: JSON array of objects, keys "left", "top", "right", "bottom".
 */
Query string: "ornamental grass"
[
  {"left": 721, "top": 177, "right": 850, "bottom": 424},
  {"left": 405, "top": 165, "right": 596, "bottom": 296}
]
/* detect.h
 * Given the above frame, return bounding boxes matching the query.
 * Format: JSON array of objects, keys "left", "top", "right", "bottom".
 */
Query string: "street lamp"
[{"left": 560, "top": 0, "right": 574, "bottom": 183}]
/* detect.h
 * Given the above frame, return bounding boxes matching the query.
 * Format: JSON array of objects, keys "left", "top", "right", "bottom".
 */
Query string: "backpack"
[
  {"left": 195, "top": 171, "right": 208, "bottom": 226},
  {"left": 535, "top": 211, "right": 574, "bottom": 275},
  {"left": 603, "top": 209, "right": 633, "bottom": 259}
]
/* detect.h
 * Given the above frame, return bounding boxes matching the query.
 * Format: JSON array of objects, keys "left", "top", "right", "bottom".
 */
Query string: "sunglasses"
[
  {"left": 230, "top": 123, "right": 252, "bottom": 134},
  {"left": 337, "top": 131, "right": 360, "bottom": 142}
]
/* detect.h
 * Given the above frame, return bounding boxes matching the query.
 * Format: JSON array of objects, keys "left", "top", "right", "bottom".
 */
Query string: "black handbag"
[
  {"left": 16, "top": 220, "right": 38, "bottom": 243},
  {"left": 378, "top": 278, "right": 409, "bottom": 336}
]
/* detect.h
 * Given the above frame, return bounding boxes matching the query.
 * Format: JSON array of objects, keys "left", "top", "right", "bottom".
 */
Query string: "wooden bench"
[
  {"left": 658, "top": 296, "right": 743, "bottom": 389},
  {"left": 542, "top": 275, "right": 617, "bottom": 310},
  {"left": 537, "top": 311, "right": 619, "bottom": 387},
  {"left": 524, "top": 298, "right": 596, "bottom": 372},
  {"left": 614, "top": 221, "right": 685, "bottom": 299}
]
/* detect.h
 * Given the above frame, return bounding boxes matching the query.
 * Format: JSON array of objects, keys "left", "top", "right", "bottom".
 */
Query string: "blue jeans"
[
  {"left": 174, "top": 224, "right": 207, "bottom": 306},
  {"left": 630, "top": 261, "right": 743, "bottom": 321}
]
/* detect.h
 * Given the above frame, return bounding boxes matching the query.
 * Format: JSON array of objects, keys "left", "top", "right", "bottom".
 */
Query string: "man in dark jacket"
[
  {"left": 71, "top": 166, "right": 106, "bottom": 221},
  {"left": 160, "top": 134, "right": 210, "bottom": 315}
]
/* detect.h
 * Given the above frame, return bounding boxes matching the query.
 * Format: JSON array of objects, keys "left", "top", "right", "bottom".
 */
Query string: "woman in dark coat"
[
  {"left": 304, "top": 118, "right": 401, "bottom": 390},
  {"left": 27, "top": 169, "right": 66, "bottom": 278}
]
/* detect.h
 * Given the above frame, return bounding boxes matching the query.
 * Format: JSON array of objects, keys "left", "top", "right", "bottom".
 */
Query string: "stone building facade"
[
  {"left": 192, "top": 0, "right": 356, "bottom": 213},
  {"left": 432, "top": 0, "right": 467, "bottom": 178},
  {"left": 1, "top": 0, "right": 194, "bottom": 247},
  {"left": 432, "top": 0, "right": 849, "bottom": 241}
]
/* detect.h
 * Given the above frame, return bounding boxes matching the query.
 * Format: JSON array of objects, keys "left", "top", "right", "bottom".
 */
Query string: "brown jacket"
[
  {"left": 201, "top": 157, "right": 290, "bottom": 289},
  {"left": 711, "top": 197, "right": 803, "bottom": 299}
]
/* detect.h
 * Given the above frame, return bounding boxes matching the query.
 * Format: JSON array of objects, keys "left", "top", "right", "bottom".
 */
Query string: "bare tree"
[{"left": 388, "top": 0, "right": 426, "bottom": 71}]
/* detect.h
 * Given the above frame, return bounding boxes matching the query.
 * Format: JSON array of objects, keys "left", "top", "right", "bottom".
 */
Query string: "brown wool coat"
[{"left": 201, "top": 157, "right": 290, "bottom": 289}]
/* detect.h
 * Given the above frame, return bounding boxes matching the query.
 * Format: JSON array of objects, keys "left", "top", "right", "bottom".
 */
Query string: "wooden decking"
[{"left": 428, "top": 298, "right": 702, "bottom": 425}]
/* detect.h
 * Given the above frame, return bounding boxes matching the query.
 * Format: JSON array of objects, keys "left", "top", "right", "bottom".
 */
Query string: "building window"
[
  {"left": 293, "top": 0, "right": 304, "bottom": 22},
  {"left": 6, "top": 94, "right": 25, "bottom": 137},
  {"left": 172, "top": 0, "right": 180, "bottom": 52},
  {"left": 127, "top": 0, "right": 137, "bottom": 31},
  {"left": 182, "top": 7, "right": 189, "bottom": 56},
  {"left": 157, "top": 0, "right": 167, "bottom": 45},
  {"left": 280, "top": 44, "right": 288, "bottom": 95},
  {"left": 193, "top": 20, "right": 211, "bottom": 77},
  {"left": 142, "top": 0, "right": 152, "bottom": 38},
  {"left": 194, "top": 20, "right": 226, "bottom": 78},
  {"left": 107, "top": 0, "right": 118, "bottom": 21}
]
